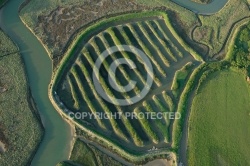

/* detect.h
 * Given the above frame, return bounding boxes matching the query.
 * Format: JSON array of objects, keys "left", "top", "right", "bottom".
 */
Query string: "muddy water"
[{"left": 0, "top": 0, "right": 72, "bottom": 165}]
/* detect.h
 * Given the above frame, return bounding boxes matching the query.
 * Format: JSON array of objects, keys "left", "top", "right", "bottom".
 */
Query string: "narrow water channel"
[
  {"left": 171, "top": 0, "right": 228, "bottom": 14},
  {"left": 0, "top": 0, "right": 72, "bottom": 165}
]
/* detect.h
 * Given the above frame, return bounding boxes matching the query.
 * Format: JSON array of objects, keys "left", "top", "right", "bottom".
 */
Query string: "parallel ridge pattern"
[{"left": 62, "top": 19, "right": 194, "bottom": 148}]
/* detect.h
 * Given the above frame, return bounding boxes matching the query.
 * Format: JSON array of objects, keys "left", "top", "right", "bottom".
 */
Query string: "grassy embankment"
[
  {"left": 171, "top": 62, "right": 194, "bottom": 98},
  {"left": 0, "top": 30, "right": 43, "bottom": 165},
  {"left": 187, "top": 19, "right": 250, "bottom": 165},
  {"left": 193, "top": 0, "right": 250, "bottom": 57},
  {"left": 70, "top": 139, "right": 98, "bottom": 166},
  {"left": 172, "top": 7, "right": 250, "bottom": 151},
  {"left": 69, "top": 138, "right": 124, "bottom": 166}
]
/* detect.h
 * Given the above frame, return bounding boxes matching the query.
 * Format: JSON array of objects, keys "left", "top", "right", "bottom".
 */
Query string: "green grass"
[
  {"left": 134, "top": 106, "right": 159, "bottom": 144},
  {"left": 106, "top": 28, "right": 147, "bottom": 86},
  {"left": 152, "top": 96, "right": 169, "bottom": 123},
  {"left": 72, "top": 58, "right": 127, "bottom": 141},
  {"left": 152, "top": 20, "right": 183, "bottom": 59},
  {"left": 227, "top": 22, "right": 250, "bottom": 68},
  {"left": 0, "top": 30, "right": 18, "bottom": 55},
  {"left": 71, "top": 65, "right": 107, "bottom": 129},
  {"left": 145, "top": 21, "right": 178, "bottom": 62},
  {"left": 151, "top": 96, "right": 171, "bottom": 142},
  {"left": 188, "top": 70, "right": 250, "bottom": 165},
  {"left": 70, "top": 139, "right": 98, "bottom": 166},
  {"left": 81, "top": 48, "right": 142, "bottom": 145},
  {"left": 172, "top": 63, "right": 205, "bottom": 149},
  {"left": 97, "top": 34, "right": 141, "bottom": 95},
  {"left": 171, "top": 62, "right": 194, "bottom": 98},
  {"left": 195, "top": 0, "right": 250, "bottom": 56},
  {"left": 137, "top": 22, "right": 170, "bottom": 67},
  {"left": 126, "top": 24, "right": 166, "bottom": 78},
  {"left": 69, "top": 138, "right": 123, "bottom": 166},
  {"left": 0, "top": 30, "right": 43, "bottom": 165},
  {"left": 67, "top": 75, "right": 80, "bottom": 110}
]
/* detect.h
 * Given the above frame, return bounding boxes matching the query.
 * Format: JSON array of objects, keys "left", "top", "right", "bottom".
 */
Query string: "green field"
[
  {"left": 69, "top": 138, "right": 123, "bottom": 166},
  {"left": 188, "top": 70, "right": 250, "bottom": 165},
  {"left": 70, "top": 139, "right": 99, "bottom": 166},
  {"left": 186, "top": 16, "right": 250, "bottom": 165},
  {"left": 0, "top": 30, "right": 43, "bottom": 165},
  {"left": 194, "top": 0, "right": 250, "bottom": 57}
]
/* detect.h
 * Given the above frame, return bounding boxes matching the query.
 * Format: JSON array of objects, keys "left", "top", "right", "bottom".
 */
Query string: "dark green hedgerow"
[
  {"left": 172, "top": 61, "right": 231, "bottom": 151},
  {"left": 226, "top": 21, "right": 250, "bottom": 77},
  {"left": 172, "top": 63, "right": 205, "bottom": 150},
  {"left": 172, "top": 18, "right": 250, "bottom": 154}
]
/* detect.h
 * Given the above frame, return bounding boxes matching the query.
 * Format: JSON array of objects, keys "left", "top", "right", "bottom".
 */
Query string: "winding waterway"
[
  {"left": 0, "top": 0, "right": 72, "bottom": 166},
  {"left": 171, "top": 0, "right": 228, "bottom": 15}
]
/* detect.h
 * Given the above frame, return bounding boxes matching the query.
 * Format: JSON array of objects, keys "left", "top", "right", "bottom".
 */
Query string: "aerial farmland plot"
[
  {"left": 1, "top": 0, "right": 250, "bottom": 165},
  {"left": 50, "top": 11, "right": 202, "bottom": 163}
]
